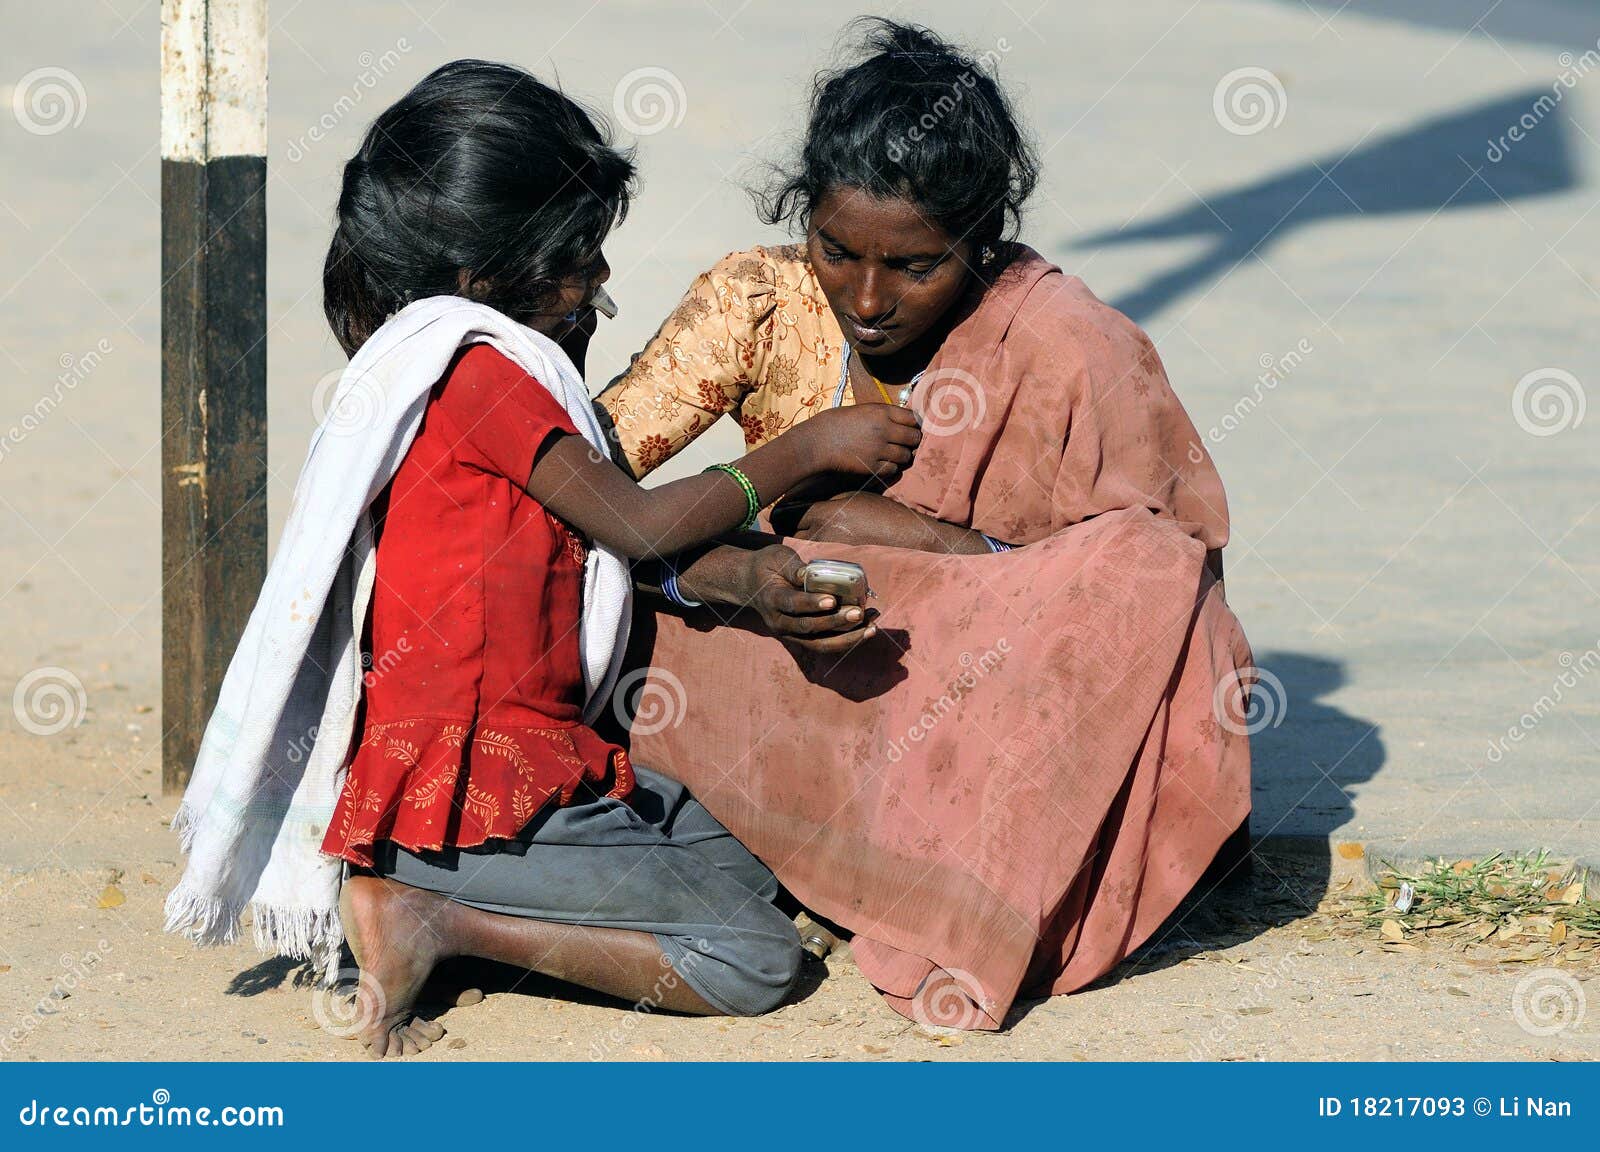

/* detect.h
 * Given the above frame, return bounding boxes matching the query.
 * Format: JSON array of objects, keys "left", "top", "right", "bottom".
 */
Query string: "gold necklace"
[{"left": 853, "top": 349, "right": 916, "bottom": 407}]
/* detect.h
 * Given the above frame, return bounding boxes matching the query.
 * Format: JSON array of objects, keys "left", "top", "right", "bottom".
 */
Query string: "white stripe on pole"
[{"left": 160, "top": 0, "right": 267, "bottom": 162}]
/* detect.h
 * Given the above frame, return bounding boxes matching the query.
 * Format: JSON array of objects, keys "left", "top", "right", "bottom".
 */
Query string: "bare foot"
[{"left": 339, "top": 875, "right": 452, "bottom": 1058}]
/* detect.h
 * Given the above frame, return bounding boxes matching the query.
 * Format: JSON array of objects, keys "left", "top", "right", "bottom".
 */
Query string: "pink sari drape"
[{"left": 627, "top": 248, "right": 1253, "bottom": 1029}]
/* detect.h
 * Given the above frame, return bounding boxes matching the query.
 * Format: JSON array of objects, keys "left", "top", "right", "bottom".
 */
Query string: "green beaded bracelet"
[{"left": 704, "top": 462, "right": 762, "bottom": 530}]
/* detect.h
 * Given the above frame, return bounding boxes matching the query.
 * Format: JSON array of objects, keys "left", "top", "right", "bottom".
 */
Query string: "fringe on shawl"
[{"left": 164, "top": 802, "right": 345, "bottom": 985}]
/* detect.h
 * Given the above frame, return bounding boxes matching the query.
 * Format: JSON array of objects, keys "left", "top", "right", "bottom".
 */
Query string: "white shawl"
[{"left": 163, "top": 298, "right": 631, "bottom": 977}]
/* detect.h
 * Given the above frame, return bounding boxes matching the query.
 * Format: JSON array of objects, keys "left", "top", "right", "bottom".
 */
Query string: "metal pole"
[{"left": 160, "top": 0, "right": 268, "bottom": 793}]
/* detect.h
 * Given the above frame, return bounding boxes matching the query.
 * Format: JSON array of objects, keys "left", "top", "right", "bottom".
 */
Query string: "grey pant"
[{"left": 371, "top": 765, "right": 801, "bottom": 1016}]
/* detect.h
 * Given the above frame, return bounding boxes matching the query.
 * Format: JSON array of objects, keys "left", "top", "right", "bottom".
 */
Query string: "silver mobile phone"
[{"left": 799, "top": 559, "right": 872, "bottom": 608}]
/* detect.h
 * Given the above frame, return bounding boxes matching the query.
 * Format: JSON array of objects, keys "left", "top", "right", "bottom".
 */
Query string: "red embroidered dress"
[{"left": 321, "top": 344, "right": 634, "bottom": 868}]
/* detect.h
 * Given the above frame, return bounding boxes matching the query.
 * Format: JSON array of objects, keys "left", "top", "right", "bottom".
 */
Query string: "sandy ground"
[
  {"left": 2, "top": 717, "right": 1595, "bottom": 1061},
  {"left": 2, "top": 0, "right": 1599, "bottom": 1059}
]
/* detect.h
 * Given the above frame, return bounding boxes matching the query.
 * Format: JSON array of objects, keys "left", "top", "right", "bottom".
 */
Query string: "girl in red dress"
[{"left": 318, "top": 61, "right": 920, "bottom": 1057}]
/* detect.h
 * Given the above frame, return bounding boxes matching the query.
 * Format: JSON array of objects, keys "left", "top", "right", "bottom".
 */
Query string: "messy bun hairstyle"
[
  {"left": 759, "top": 19, "right": 1038, "bottom": 252},
  {"left": 323, "top": 59, "right": 635, "bottom": 356}
]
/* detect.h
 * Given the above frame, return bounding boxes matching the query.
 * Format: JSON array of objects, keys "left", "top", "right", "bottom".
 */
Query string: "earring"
[{"left": 979, "top": 244, "right": 995, "bottom": 266}]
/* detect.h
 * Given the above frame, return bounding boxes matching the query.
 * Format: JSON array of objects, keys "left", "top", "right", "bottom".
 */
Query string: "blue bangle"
[
  {"left": 981, "top": 533, "right": 1013, "bottom": 553},
  {"left": 661, "top": 559, "right": 703, "bottom": 608}
]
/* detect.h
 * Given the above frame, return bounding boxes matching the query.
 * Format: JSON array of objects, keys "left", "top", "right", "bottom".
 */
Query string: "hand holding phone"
[{"left": 798, "top": 559, "right": 872, "bottom": 608}]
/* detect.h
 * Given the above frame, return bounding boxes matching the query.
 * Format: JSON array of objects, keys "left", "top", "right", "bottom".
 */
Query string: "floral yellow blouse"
[{"left": 599, "top": 244, "right": 850, "bottom": 478}]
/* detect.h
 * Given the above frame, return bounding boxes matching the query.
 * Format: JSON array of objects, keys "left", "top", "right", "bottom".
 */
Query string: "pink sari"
[{"left": 627, "top": 248, "right": 1253, "bottom": 1029}]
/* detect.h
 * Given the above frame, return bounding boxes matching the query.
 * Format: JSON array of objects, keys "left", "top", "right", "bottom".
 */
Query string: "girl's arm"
[
  {"left": 525, "top": 405, "right": 921, "bottom": 561},
  {"left": 635, "top": 539, "right": 878, "bottom": 652}
]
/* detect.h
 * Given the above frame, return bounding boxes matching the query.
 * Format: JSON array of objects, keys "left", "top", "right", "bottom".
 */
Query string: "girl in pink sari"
[{"left": 597, "top": 19, "right": 1254, "bottom": 1030}]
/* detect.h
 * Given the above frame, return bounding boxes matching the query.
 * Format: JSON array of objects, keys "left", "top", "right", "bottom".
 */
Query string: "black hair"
[
  {"left": 323, "top": 59, "right": 635, "bottom": 356},
  {"left": 758, "top": 19, "right": 1039, "bottom": 251}
]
